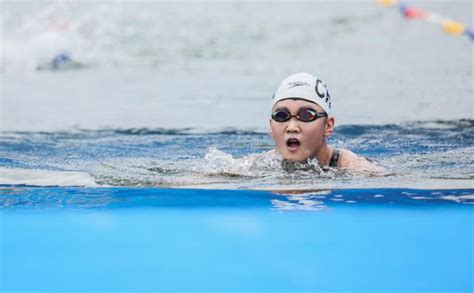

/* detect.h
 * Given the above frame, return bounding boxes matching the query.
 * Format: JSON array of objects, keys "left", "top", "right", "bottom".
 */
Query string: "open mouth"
[{"left": 286, "top": 138, "right": 301, "bottom": 150}]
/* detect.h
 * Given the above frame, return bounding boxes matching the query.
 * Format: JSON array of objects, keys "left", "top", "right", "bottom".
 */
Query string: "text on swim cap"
[
  {"left": 287, "top": 81, "right": 311, "bottom": 89},
  {"left": 315, "top": 79, "right": 331, "bottom": 109}
]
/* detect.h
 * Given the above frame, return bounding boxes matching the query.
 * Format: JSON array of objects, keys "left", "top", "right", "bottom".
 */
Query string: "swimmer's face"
[{"left": 269, "top": 99, "right": 334, "bottom": 162}]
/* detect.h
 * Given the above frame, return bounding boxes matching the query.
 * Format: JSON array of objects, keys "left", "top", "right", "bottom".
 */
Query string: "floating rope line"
[{"left": 376, "top": 0, "right": 474, "bottom": 42}]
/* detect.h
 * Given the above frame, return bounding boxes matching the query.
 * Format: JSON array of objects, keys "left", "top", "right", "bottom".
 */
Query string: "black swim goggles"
[{"left": 271, "top": 108, "right": 328, "bottom": 122}]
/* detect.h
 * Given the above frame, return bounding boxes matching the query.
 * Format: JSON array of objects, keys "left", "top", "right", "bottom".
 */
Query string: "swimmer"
[{"left": 269, "top": 72, "right": 384, "bottom": 173}]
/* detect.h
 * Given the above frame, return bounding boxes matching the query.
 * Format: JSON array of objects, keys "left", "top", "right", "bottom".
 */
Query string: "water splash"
[
  {"left": 0, "top": 121, "right": 472, "bottom": 189},
  {"left": 89, "top": 147, "right": 338, "bottom": 188},
  {"left": 2, "top": 1, "right": 383, "bottom": 72}
]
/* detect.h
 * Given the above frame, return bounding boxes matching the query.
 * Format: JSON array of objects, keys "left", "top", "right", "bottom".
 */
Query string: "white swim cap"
[{"left": 272, "top": 72, "right": 332, "bottom": 115}]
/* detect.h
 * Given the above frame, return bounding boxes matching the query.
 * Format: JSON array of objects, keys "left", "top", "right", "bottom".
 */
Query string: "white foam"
[
  {"left": 441, "top": 195, "right": 474, "bottom": 203},
  {"left": 0, "top": 167, "right": 98, "bottom": 187}
]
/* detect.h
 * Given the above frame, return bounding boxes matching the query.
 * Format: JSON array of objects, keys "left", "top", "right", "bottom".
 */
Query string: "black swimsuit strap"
[{"left": 329, "top": 149, "right": 340, "bottom": 167}]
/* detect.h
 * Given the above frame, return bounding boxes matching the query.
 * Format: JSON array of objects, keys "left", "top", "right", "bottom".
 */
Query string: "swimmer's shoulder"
[
  {"left": 338, "top": 149, "right": 386, "bottom": 174},
  {"left": 337, "top": 149, "right": 357, "bottom": 166}
]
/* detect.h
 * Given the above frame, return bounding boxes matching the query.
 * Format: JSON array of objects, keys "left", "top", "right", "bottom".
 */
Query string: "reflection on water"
[{"left": 1, "top": 186, "right": 473, "bottom": 211}]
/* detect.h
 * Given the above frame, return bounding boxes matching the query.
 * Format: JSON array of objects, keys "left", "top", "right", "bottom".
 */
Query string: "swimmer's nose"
[{"left": 286, "top": 117, "right": 300, "bottom": 133}]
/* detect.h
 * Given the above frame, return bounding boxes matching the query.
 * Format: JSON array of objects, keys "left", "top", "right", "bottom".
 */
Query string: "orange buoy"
[
  {"left": 443, "top": 21, "right": 465, "bottom": 35},
  {"left": 376, "top": 0, "right": 397, "bottom": 6}
]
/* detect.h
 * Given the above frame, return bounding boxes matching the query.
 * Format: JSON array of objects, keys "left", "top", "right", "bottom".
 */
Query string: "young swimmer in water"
[{"left": 269, "top": 72, "right": 383, "bottom": 173}]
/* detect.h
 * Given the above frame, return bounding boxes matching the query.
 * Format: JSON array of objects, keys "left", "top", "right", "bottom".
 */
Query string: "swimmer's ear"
[
  {"left": 324, "top": 116, "right": 335, "bottom": 137},
  {"left": 268, "top": 119, "right": 274, "bottom": 138}
]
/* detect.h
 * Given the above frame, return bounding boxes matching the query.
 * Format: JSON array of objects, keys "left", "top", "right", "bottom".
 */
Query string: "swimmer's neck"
[{"left": 313, "top": 141, "right": 333, "bottom": 166}]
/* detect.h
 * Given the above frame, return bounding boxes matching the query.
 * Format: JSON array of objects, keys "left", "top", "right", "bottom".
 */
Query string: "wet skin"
[
  {"left": 269, "top": 99, "right": 334, "bottom": 163},
  {"left": 269, "top": 99, "right": 386, "bottom": 174}
]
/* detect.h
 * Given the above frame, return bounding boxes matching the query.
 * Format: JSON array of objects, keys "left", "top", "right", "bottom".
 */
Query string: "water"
[
  {"left": 1, "top": 187, "right": 473, "bottom": 291},
  {"left": 1, "top": 1, "right": 473, "bottom": 291},
  {"left": 2, "top": 1, "right": 472, "bottom": 132},
  {"left": 1, "top": 120, "right": 473, "bottom": 189}
]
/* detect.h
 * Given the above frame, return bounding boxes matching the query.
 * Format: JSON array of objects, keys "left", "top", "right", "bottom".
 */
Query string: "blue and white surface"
[{"left": 1, "top": 1, "right": 473, "bottom": 292}]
